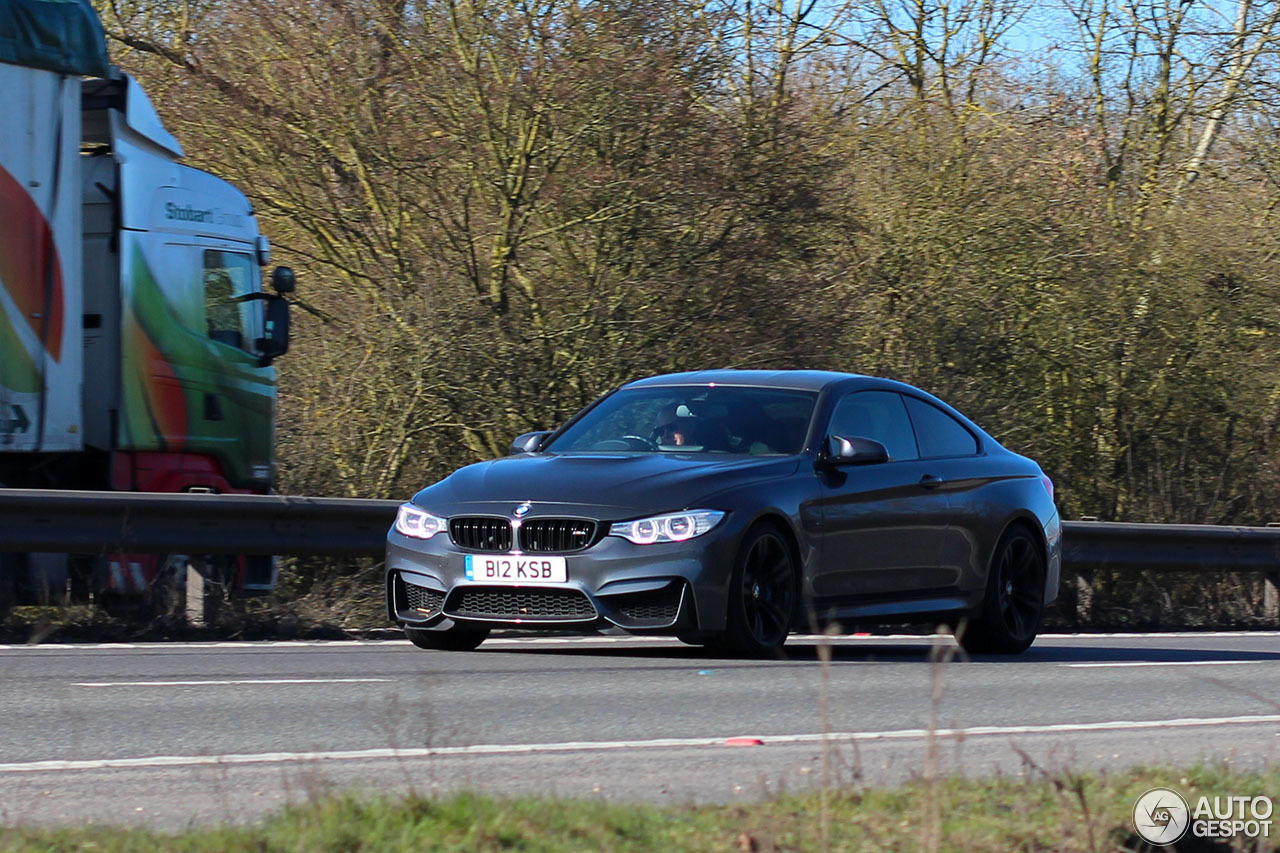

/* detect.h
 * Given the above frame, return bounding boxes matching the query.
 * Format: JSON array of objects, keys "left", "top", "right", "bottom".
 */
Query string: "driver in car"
[
  {"left": 653, "top": 404, "right": 699, "bottom": 446},
  {"left": 652, "top": 403, "right": 734, "bottom": 450}
]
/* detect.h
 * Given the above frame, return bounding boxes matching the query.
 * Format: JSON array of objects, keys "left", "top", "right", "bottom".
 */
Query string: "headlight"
[
  {"left": 609, "top": 510, "right": 724, "bottom": 544},
  {"left": 394, "top": 504, "right": 446, "bottom": 539}
]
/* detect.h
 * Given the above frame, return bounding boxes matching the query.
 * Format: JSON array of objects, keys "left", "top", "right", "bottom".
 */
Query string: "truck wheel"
[
  {"left": 67, "top": 556, "right": 95, "bottom": 604},
  {"left": 6, "top": 553, "right": 33, "bottom": 605},
  {"left": 27, "top": 553, "right": 68, "bottom": 605}
]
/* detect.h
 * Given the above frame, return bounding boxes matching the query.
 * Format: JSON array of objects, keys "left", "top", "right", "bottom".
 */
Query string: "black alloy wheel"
[
  {"left": 713, "top": 524, "right": 798, "bottom": 657},
  {"left": 404, "top": 624, "right": 490, "bottom": 651},
  {"left": 958, "top": 526, "right": 1046, "bottom": 654}
]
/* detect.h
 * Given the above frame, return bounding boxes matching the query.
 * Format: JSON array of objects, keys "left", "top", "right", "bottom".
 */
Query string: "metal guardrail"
[
  {"left": 1061, "top": 520, "right": 1280, "bottom": 573},
  {"left": 0, "top": 489, "right": 399, "bottom": 557},
  {"left": 0, "top": 490, "right": 1278, "bottom": 572}
]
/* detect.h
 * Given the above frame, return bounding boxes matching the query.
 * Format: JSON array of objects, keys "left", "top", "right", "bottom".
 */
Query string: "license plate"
[{"left": 464, "top": 554, "right": 567, "bottom": 584}]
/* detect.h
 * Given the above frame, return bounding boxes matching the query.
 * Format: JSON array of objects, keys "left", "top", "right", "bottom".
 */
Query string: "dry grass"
[{"left": 0, "top": 763, "right": 1275, "bottom": 851}]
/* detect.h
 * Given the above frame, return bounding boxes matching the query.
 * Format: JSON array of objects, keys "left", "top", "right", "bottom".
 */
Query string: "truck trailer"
[{"left": 0, "top": 0, "right": 292, "bottom": 611}]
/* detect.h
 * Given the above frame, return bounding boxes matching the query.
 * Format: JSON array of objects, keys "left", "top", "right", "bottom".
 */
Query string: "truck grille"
[
  {"left": 403, "top": 580, "right": 444, "bottom": 616},
  {"left": 447, "top": 586, "right": 597, "bottom": 621},
  {"left": 518, "top": 519, "right": 597, "bottom": 553},
  {"left": 449, "top": 517, "right": 513, "bottom": 552}
]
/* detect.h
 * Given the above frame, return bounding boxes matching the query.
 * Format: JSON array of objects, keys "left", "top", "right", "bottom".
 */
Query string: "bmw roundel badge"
[{"left": 514, "top": 501, "right": 532, "bottom": 518}]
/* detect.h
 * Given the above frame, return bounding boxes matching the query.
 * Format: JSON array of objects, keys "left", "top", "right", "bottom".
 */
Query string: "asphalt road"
[{"left": 1, "top": 632, "right": 1278, "bottom": 829}]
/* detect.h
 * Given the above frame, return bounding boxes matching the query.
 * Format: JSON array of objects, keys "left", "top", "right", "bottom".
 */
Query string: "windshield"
[{"left": 547, "top": 386, "right": 817, "bottom": 455}]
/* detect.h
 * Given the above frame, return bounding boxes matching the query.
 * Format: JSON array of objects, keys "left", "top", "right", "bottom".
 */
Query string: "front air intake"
[{"left": 446, "top": 586, "right": 597, "bottom": 621}]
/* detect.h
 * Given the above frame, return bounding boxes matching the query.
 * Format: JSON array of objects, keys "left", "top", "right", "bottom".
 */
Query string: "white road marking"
[
  {"left": 1064, "top": 660, "right": 1268, "bottom": 668},
  {"left": 1035, "top": 631, "right": 1280, "bottom": 639},
  {"left": 2, "top": 714, "right": 1279, "bottom": 774},
  {"left": 0, "top": 641, "right": 406, "bottom": 651},
  {"left": 74, "top": 678, "right": 393, "bottom": 687}
]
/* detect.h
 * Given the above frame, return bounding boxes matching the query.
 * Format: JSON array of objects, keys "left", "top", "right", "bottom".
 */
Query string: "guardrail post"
[
  {"left": 1265, "top": 572, "right": 1280, "bottom": 624},
  {"left": 186, "top": 558, "right": 205, "bottom": 628},
  {"left": 1075, "top": 570, "right": 1095, "bottom": 627}
]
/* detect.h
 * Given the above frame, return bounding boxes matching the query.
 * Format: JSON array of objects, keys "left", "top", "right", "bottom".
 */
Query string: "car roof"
[{"left": 623, "top": 369, "right": 861, "bottom": 392}]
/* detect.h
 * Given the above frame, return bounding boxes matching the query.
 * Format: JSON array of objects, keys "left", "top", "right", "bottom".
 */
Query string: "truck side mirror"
[
  {"left": 271, "top": 266, "right": 296, "bottom": 294},
  {"left": 257, "top": 295, "right": 291, "bottom": 365}
]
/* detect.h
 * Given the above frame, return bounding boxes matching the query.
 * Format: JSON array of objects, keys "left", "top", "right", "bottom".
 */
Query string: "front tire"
[
  {"left": 710, "top": 523, "right": 798, "bottom": 657},
  {"left": 957, "top": 526, "right": 1046, "bottom": 654},
  {"left": 404, "top": 624, "right": 489, "bottom": 651}
]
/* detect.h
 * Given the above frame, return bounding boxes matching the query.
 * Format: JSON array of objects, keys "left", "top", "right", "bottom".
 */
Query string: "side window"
[
  {"left": 203, "top": 250, "right": 258, "bottom": 352},
  {"left": 828, "top": 391, "right": 919, "bottom": 461},
  {"left": 904, "top": 396, "right": 979, "bottom": 458}
]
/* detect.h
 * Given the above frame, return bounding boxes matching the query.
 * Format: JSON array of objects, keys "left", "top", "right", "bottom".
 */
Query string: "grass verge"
[{"left": 0, "top": 763, "right": 1274, "bottom": 851}]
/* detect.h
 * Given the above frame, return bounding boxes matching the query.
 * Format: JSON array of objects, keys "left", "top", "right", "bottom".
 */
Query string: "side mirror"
[
  {"left": 256, "top": 294, "right": 290, "bottom": 365},
  {"left": 824, "top": 435, "right": 889, "bottom": 466},
  {"left": 509, "top": 430, "right": 551, "bottom": 454},
  {"left": 271, "top": 266, "right": 296, "bottom": 294}
]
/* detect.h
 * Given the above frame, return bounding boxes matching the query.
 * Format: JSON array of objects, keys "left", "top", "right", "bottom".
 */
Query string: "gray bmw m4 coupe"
[{"left": 386, "top": 370, "right": 1061, "bottom": 655}]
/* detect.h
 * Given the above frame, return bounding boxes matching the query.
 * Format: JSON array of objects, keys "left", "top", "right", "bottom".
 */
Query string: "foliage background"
[{"left": 93, "top": 0, "right": 1280, "bottom": 627}]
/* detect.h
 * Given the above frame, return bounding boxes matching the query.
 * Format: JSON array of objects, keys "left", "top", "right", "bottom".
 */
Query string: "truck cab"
[{"left": 81, "top": 73, "right": 289, "bottom": 496}]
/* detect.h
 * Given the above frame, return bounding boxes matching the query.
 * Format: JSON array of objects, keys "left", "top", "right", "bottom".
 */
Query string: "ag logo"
[{"left": 1134, "top": 787, "right": 1191, "bottom": 845}]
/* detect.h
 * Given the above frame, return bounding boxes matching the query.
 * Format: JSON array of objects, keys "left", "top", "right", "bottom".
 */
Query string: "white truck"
[{"left": 0, "top": 0, "right": 293, "bottom": 611}]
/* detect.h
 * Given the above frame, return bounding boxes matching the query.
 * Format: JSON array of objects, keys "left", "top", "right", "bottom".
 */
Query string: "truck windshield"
[{"left": 547, "top": 386, "right": 817, "bottom": 455}]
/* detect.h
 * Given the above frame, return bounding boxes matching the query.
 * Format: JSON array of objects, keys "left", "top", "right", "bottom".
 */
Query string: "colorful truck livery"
[{"left": 0, "top": 0, "right": 292, "bottom": 607}]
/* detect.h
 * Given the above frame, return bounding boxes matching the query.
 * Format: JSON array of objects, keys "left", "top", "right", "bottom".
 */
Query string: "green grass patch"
[{"left": 0, "top": 763, "right": 1275, "bottom": 851}]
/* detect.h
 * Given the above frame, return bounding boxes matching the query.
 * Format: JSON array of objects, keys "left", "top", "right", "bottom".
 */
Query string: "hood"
[{"left": 412, "top": 453, "right": 800, "bottom": 518}]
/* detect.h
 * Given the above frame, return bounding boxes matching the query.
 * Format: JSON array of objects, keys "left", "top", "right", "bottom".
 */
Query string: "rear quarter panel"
[{"left": 935, "top": 452, "right": 1059, "bottom": 607}]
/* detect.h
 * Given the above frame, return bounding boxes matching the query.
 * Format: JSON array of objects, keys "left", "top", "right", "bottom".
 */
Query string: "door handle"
[{"left": 919, "top": 474, "right": 944, "bottom": 489}]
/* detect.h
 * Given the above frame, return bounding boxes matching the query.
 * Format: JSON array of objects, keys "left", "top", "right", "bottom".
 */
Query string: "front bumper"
[{"left": 385, "top": 521, "right": 742, "bottom": 633}]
